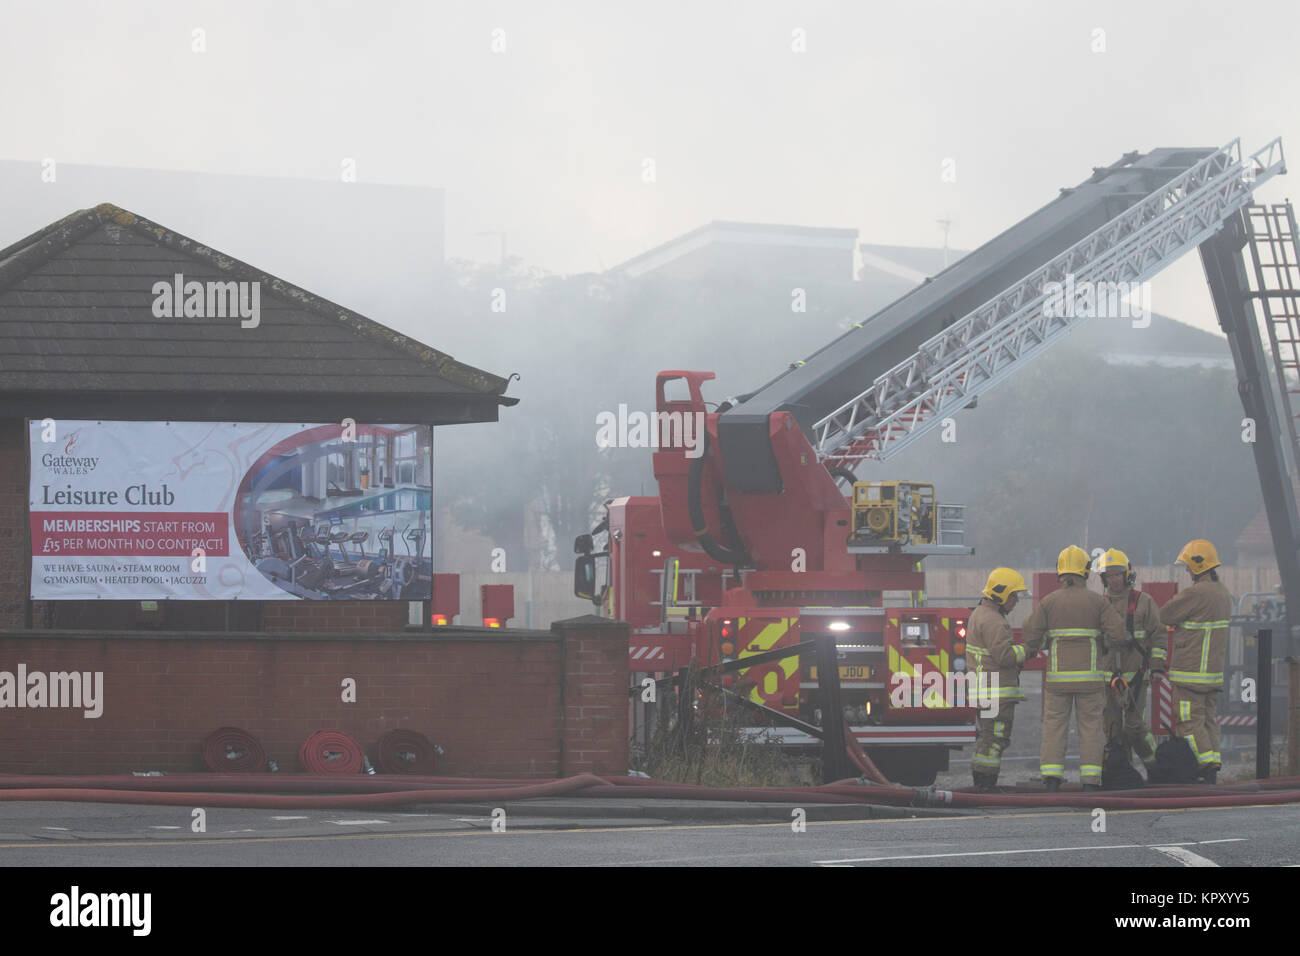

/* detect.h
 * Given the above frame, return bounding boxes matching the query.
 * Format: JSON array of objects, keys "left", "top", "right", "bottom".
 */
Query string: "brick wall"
[
  {"left": 0, "top": 616, "right": 629, "bottom": 777},
  {"left": 556, "top": 615, "right": 630, "bottom": 776},
  {"left": 260, "top": 601, "right": 410, "bottom": 632},
  {"left": 0, "top": 419, "right": 27, "bottom": 631}
]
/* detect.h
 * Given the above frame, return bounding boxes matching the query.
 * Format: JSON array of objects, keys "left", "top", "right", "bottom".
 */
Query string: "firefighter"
[
  {"left": 1158, "top": 539, "right": 1233, "bottom": 784},
  {"left": 1098, "top": 548, "right": 1163, "bottom": 774},
  {"left": 1022, "top": 545, "right": 1126, "bottom": 791},
  {"left": 968, "top": 567, "right": 1031, "bottom": 791}
]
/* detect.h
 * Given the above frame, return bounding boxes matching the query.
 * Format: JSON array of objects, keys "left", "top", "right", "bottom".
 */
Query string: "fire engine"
[{"left": 575, "top": 138, "right": 1293, "bottom": 785}]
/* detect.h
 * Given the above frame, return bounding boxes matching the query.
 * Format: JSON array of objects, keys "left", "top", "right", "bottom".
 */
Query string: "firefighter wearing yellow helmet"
[
  {"left": 1157, "top": 539, "right": 1233, "bottom": 784},
  {"left": 1021, "top": 546, "right": 1125, "bottom": 791},
  {"left": 1098, "top": 548, "right": 1163, "bottom": 775},
  {"left": 967, "top": 568, "right": 1031, "bottom": 791}
]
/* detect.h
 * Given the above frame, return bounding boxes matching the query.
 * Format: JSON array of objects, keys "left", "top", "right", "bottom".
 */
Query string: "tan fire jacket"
[
  {"left": 966, "top": 599, "right": 1026, "bottom": 702},
  {"left": 1022, "top": 579, "right": 1125, "bottom": 692},
  {"left": 1159, "top": 578, "right": 1233, "bottom": 691},
  {"left": 1104, "top": 588, "right": 1166, "bottom": 680}
]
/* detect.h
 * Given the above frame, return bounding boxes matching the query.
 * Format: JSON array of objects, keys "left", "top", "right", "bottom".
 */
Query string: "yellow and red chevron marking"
[
  {"left": 886, "top": 614, "right": 954, "bottom": 709},
  {"left": 735, "top": 615, "right": 800, "bottom": 712},
  {"left": 887, "top": 644, "right": 953, "bottom": 708}
]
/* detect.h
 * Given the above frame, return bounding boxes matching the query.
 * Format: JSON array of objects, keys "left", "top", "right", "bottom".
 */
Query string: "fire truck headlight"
[{"left": 828, "top": 621, "right": 851, "bottom": 632}]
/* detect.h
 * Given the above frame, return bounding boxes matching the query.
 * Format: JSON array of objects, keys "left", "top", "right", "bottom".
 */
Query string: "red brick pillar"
[
  {"left": 0, "top": 418, "right": 29, "bottom": 630},
  {"left": 553, "top": 615, "right": 629, "bottom": 776}
]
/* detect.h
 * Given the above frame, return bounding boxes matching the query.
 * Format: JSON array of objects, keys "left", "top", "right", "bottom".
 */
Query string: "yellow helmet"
[
  {"left": 1057, "top": 545, "right": 1091, "bottom": 579},
  {"left": 1176, "top": 539, "right": 1220, "bottom": 576},
  {"left": 1099, "top": 548, "right": 1135, "bottom": 587},
  {"left": 982, "top": 567, "right": 1029, "bottom": 605}
]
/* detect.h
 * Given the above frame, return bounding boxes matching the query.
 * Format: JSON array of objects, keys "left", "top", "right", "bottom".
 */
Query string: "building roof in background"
[
  {"left": 858, "top": 242, "right": 968, "bottom": 283},
  {"left": 609, "top": 220, "right": 858, "bottom": 278},
  {"left": 1234, "top": 474, "right": 1300, "bottom": 559},
  {"left": 0, "top": 203, "right": 516, "bottom": 424},
  {"left": 0, "top": 160, "right": 446, "bottom": 335},
  {"left": 1067, "top": 310, "right": 1232, "bottom": 368}
]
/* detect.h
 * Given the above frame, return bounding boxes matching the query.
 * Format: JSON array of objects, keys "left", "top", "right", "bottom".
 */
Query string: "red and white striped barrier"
[
  {"left": 1153, "top": 673, "right": 1174, "bottom": 735},
  {"left": 1218, "top": 715, "right": 1257, "bottom": 727},
  {"left": 629, "top": 645, "right": 666, "bottom": 666}
]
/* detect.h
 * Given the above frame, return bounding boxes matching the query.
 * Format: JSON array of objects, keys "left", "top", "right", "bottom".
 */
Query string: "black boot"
[
  {"left": 1082, "top": 783, "right": 1101, "bottom": 792},
  {"left": 1198, "top": 767, "right": 1218, "bottom": 785},
  {"left": 1044, "top": 777, "right": 1062, "bottom": 793},
  {"left": 972, "top": 772, "right": 999, "bottom": 792}
]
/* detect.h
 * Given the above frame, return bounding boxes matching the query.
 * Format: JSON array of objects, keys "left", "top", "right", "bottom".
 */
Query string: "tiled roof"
[{"left": 0, "top": 204, "right": 515, "bottom": 423}]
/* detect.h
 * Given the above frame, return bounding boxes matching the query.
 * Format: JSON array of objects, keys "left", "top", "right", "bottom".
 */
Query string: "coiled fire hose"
[
  {"left": 374, "top": 729, "right": 438, "bottom": 774},
  {"left": 201, "top": 727, "right": 266, "bottom": 773},
  {"left": 298, "top": 730, "right": 365, "bottom": 774}
]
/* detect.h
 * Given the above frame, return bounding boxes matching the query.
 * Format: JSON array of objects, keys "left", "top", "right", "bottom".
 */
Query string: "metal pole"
[
  {"left": 675, "top": 667, "right": 693, "bottom": 758},
  {"left": 1289, "top": 658, "right": 1299, "bottom": 776},
  {"left": 1201, "top": 221, "right": 1300, "bottom": 660},
  {"left": 1257, "top": 628, "right": 1273, "bottom": 780},
  {"left": 816, "top": 632, "right": 850, "bottom": 783}
]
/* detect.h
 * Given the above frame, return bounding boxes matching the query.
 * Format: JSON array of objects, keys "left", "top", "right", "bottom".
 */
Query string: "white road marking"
[
  {"left": 41, "top": 827, "right": 70, "bottom": 831},
  {"left": 271, "top": 816, "right": 309, "bottom": 821},
  {"left": 1149, "top": 845, "right": 1219, "bottom": 867},
  {"left": 331, "top": 819, "right": 389, "bottom": 826},
  {"left": 148, "top": 826, "right": 181, "bottom": 830},
  {"left": 818, "top": 844, "right": 1134, "bottom": 864},
  {"left": 815, "top": 838, "right": 1246, "bottom": 865}
]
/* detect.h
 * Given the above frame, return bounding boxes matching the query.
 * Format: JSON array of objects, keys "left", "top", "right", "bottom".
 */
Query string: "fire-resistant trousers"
[
  {"left": 1171, "top": 683, "right": 1221, "bottom": 770},
  {"left": 972, "top": 700, "right": 1017, "bottom": 782},
  {"left": 1041, "top": 688, "right": 1105, "bottom": 784}
]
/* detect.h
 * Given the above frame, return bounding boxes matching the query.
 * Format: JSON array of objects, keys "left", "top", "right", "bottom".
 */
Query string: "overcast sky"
[{"left": 4, "top": 0, "right": 1298, "bottom": 334}]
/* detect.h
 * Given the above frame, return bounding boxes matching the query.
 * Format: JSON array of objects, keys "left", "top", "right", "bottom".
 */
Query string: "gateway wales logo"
[{"left": 41, "top": 430, "right": 99, "bottom": 476}]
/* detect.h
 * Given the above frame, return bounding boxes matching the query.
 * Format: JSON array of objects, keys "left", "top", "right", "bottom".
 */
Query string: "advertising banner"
[{"left": 30, "top": 420, "right": 432, "bottom": 600}]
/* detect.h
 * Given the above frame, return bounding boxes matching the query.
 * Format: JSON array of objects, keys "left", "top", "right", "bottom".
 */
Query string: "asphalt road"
[{"left": 1, "top": 800, "right": 1297, "bottom": 867}]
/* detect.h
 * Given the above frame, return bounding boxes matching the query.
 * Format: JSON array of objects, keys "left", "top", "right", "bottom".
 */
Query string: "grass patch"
[
  {"left": 631, "top": 666, "right": 812, "bottom": 788},
  {"left": 1221, "top": 735, "right": 1291, "bottom": 781}
]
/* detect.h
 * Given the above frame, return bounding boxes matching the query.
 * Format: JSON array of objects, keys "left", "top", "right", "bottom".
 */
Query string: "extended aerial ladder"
[
  {"left": 703, "top": 138, "right": 1295, "bottom": 655},
  {"left": 585, "top": 137, "right": 1297, "bottom": 778}
]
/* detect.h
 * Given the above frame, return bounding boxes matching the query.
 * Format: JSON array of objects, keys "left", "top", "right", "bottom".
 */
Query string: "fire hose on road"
[{"left": 0, "top": 772, "right": 1298, "bottom": 811}]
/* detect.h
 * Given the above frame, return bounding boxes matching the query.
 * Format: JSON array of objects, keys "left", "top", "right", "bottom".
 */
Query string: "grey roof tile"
[{"left": 0, "top": 204, "right": 516, "bottom": 415}]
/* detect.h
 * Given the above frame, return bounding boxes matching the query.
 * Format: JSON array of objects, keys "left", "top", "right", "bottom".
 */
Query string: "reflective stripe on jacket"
[
  {"left": 966, "top": 600, "right": 1025, "bottom": 702},
  {"left": 1159, "top": 579, "right": 1232, "bottom": 690},
  {"left": 1022, "top": 581, "right": 1125, "bottom": 692}
]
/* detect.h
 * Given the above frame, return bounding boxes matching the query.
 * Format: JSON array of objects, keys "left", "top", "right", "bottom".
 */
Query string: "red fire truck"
[{"left": 574, "top": 139, "right": 1293, "bottom": 785}]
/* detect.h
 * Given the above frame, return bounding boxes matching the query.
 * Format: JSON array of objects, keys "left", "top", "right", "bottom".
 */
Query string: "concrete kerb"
[{"left": 401, "top": 798, "right": 976, "bottom": 823}]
